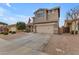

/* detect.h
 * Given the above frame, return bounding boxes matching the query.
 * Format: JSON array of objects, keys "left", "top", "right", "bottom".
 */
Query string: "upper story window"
[
  {"left": 37, "top": 13, "right": 45, "bottom": 17},
  {"left": 52, "top": 10, "right": 55, "bottom": 14}
]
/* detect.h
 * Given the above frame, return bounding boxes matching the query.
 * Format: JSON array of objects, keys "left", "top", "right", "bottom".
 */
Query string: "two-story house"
[{"left": 32, "top": 7, "right": 60, "bottom": 34}]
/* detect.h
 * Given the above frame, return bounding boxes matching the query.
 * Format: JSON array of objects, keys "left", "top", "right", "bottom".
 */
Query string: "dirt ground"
[
  {"left": 0, "top": 32, "right": 28, "bottom": 40},
  {"left": 43, "top": 34, "right": 79, "bottom": 55}
]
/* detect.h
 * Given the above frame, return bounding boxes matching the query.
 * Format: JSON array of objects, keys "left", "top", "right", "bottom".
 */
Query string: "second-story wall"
[
  {"left": 34, "top": 9, "right": 46, "bottom": 23},
  {"left": 33, "top": 7, "right": 60, "bottom": 23}
]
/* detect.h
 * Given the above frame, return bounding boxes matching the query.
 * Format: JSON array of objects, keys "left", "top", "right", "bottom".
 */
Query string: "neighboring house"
[
  {"left": 32, "top": 7, "right": 60, "bottom": 34},
  {"left": 64, "top": 19, "right": 79, "bottom": 34},
  {"left": 64, "top": 20, "right": 72, "bottom": 33},
  {"left": 0, "top": 22, "right": 8, "bottom": 33},
  {"left": 8, "top": 24, "right": 17, "bottom": 32}
]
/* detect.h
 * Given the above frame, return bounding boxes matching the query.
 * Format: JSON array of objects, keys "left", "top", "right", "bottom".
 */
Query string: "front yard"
[
  {"left": 0, "top": 32, "right": 28, "bottom": 40},
  {"left": 43, "top": 34, "right": 79, "bottom": 55}
]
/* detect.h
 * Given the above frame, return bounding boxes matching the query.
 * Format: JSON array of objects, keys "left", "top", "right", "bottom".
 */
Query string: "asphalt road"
[{"left": 0, "top": 33, "right": 50, "bottom": 55}]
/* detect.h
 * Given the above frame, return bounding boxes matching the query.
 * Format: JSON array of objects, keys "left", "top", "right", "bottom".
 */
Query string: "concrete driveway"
[{"left": 0, "top": 33, "right": 50, "bottom": 55}]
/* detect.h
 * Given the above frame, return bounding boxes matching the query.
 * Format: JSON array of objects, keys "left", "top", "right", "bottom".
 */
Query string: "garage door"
[{"left": 36, "top": 24, "right": 54, "bottom": 33}]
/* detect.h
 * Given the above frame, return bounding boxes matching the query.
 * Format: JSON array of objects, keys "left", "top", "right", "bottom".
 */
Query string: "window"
[
  {"left": 40, "top": 13, "right": 45, "bottom": 16},
  {"left": 37, "top": 13, "right": 45, "bottom": 17}
]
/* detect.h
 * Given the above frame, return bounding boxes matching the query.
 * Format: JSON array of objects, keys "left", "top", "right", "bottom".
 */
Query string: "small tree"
[
  {"left": 16, "top": 22, "right": 26, "bottom": 31},
  {"left": 66, "top": 8, "right": 79, "bottom": 20}
]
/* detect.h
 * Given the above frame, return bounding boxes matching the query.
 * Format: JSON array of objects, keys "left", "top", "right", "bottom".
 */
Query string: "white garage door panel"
[{"left": 36, "top": 25, "right": 54, "bottom": 33}]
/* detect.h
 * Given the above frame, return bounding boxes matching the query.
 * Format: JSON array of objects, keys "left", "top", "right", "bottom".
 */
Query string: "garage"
[{"left": 35, "top": 23, "right": 55, "bottom": 34}]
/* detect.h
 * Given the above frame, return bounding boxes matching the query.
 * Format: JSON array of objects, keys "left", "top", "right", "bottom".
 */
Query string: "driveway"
[{"left": 0, "top": 33, "right": 50, "bottom": 55}]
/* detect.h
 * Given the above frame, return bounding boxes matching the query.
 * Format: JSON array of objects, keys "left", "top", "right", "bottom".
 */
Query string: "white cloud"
[
  {"left": 0, "top": 7, "right": 6, "bottom": 16},
  {"left": 15, "top": 15, "right": 31, "bottom": 23},
  {"left": 6, "top": 3, "right": 11, "bottom": 7},
  {"left": 0, "top": 7, "right": 30, "bottom": 25},
  {"left": 0, "top": 7, "right": 10, "bottom": 16},
  {"left": 1, "top": 15, "right": 30, "bottom": 25}
]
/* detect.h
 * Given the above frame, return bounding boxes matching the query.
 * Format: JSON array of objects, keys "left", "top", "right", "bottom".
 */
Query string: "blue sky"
[{"left": 0, "top": 3, "right": 79, "bottom": 26}]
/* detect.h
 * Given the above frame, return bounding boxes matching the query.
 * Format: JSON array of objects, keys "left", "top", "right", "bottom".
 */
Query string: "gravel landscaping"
[{"left": 43, "top": 34, "right": 79, "bottom": 55}]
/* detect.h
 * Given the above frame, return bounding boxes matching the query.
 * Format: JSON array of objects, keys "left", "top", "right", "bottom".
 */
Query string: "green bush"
[
  {"left": 16, "top": 22, "right": 26, "bottom": 30},
  {"left": 9, "top": 31, "right": 16, "bottom": 34},
  {"left": 0, "top": 32, "right": 4, "bottom": 34},
  {"left": 9, "top": 31, "right": 12, "bottom": 33},
  {"left": 3, "top": 32, "right": 8, "bottom": 35},
  {"left": 75, "top": 31, "right": 78, "bottom": 34},
  {"left": 71, "top": 31, "right": 74, "bottom": 34},
  {"left": 11, "top": 31, "right": 16, "bottom": 34}
]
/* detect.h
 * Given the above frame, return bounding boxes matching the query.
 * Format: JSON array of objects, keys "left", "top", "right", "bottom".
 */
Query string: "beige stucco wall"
[
  {"left": 0, "top": 24, "right": 6, "bottom": 27},
  {"left": 70, "top": 20, "right": 79, "bottom": 33},
  {"left": 64, "top": 22, "right": 68, "bottom": 27},
  {"left": 48, "top": 9, "right": 59, "bottom": 21},
  {"left": 9, "top": 27, "right": 17, "bottom": 32},
  {"left": 71, "top": 21, "right": 78, "bottom": 31},
  {"left": 0, "top": 24, "right": 4, "bottom": 27},
  {"left": 75, "top": 21, "right": 79, "bottom": 31},
  {"left": 71, "top": 21, "right": 75, "bottom": 31}
]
